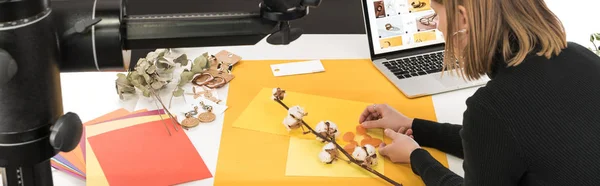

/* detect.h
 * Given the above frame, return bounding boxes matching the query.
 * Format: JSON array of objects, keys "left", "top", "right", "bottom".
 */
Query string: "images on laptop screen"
[{"left": 367, "top": 0, "right": 445, "bottom": 55}]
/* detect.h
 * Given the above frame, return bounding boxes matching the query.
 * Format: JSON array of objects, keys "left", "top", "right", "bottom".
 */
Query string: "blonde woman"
[{"left": 359, "top": 0, "right": 600, "bottom": 185}]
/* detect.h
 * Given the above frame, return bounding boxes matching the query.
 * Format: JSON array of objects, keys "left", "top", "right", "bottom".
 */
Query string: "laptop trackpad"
[{"left": 434, "top": 74, "right": 469, "bottom": 87}]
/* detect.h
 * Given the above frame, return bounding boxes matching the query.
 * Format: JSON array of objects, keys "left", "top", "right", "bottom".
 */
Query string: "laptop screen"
[{"left": 366, "top": 0, "right": 445, "bottom": 55}]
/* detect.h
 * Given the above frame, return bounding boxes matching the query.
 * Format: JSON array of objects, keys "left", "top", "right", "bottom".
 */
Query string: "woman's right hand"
[{"left": 359, "top": 104, "right": 414, "bottom": 133}]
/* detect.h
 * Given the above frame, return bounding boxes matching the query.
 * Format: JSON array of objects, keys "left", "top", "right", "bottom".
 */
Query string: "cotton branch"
[{"left": 273, "top": 98, "right": 402, "bottom": 186}]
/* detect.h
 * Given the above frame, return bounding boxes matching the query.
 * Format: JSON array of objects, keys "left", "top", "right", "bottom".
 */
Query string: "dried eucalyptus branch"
[
  {"left": 272, "top": 88, "right": 402, "bottom": 186},
  {"left": 590, "top": 33, "right": 600, "bottom": 56},
  {"left": 116, "top": 49, "right": 185, "bottom": 99}
]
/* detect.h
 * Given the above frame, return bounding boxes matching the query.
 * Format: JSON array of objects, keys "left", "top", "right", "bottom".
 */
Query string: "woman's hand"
[
  {"left": 379, "top": 129, "right": 421, "bottom": 164},
  {"left": 359, "top": 104, "right": 414, "bottom": 132}
]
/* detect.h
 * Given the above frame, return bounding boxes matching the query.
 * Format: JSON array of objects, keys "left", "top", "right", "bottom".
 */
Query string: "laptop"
[{"left": 360, "top": 0, "right": 489, "bottom": 98}]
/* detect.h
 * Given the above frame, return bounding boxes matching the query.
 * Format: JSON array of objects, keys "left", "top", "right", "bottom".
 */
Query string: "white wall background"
[{"left": 545, "top": 0, "right": 600, "bottom": 49}]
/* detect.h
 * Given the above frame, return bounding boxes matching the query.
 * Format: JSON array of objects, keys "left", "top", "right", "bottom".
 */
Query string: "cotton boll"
[
  {"left": 364, "top": 144, "right": 378, "bottom": 166},
  {"left": 369, "top": 155, "right": 378, "bottom": 166},
  {"left": 364, "top": 144, "right": 376, "bottom": 156},
  {"left": 315, "top": 121, "right": 328, "bottom": 133},
  {"left": 288, "top": 106, "right": 307, "bottom": 119},
  {"left": 322, "top": 142, "right": 336, "bottom": 151},
  {"left": 329, "top": 121, "right": 340, "bottom": 138},
  {"left": 315, "top": 121, "right": 328, "bottom": 141},
  {"left": 282, "top": 115, "right": 300, "bottom": 131},
  {"left": 319, "top": 151, "right": 334, "bottom": 164},
  {"left": 352, "top": 147, "right": 368, "bottom": 162},
  {"left": 319, "top": 143, "right": 338, "bottom": 164},
  {"left": 315, "top": 120, "right": 340, "bottom": 142}
]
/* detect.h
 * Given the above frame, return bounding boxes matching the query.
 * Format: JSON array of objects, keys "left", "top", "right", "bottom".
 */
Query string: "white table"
[{"left": 48, "top": 1, "right": 600, "bottom": 185}]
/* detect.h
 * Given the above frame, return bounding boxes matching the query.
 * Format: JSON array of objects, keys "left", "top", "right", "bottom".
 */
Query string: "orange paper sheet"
[
  {"left": 88, "top": 120, "right": 212, "bottom": 186},
  {"left": 86, "top": 114, "right": 167, "bottom": 186},
  {"left": 216, "top": 59, "right": 446, "bottom": 186}
]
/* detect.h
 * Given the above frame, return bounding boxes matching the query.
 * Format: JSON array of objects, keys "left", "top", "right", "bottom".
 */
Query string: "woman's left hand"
[{"left": 378, "top": 128, "right": 421, "bottom": 164}]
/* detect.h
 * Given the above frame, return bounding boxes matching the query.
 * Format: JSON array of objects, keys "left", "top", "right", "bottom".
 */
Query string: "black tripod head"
[{"left": 261, "top": 0, "right": 322, "bottom": 45}]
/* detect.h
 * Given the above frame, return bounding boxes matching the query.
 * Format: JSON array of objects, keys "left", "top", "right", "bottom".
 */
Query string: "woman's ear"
[{"left": 457, "top": 5, "right": 469, "bottom": 33}]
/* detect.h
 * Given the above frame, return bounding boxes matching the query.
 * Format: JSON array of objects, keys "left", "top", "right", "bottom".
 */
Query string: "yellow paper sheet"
[
  {"left": 216, "top": 59, "right": 446, "bottom": 186},
  {"left": 86, "top": 114, "right": 169, "bottom": 186},
  {"left": 232, "top": 88, "right": 383, "bottom": 140},
  {"left": 286, "top": 137, "right": 384, "bottom": 177}
]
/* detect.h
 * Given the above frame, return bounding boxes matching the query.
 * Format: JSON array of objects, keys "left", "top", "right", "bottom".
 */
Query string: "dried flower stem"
[
  {"left": 152, "top": 96, "right": 172, "bottom": 136},
  {"left": 150, "top": 89, "right": 180, "bottom": 132},
  {"left": 169, "top": 85, "right": 178, "bottom": 109},
  {"left": 274, "top": 99, "right": 402, "bottom": 186}
]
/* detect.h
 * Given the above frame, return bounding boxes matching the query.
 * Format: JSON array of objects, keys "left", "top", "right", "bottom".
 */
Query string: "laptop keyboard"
[{"left": 382, "top": 51, "right": 445, "bottom": 79}]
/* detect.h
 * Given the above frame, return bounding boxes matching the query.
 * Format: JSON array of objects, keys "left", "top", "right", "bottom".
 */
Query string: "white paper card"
[{"left": 270, "top": 60, "right": 325, "bottom": 77}]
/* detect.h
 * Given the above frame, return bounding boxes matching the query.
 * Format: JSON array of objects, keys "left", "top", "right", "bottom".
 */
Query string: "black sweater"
[{"left": 409, "top": 42, "right": 600, "bottom": 186}]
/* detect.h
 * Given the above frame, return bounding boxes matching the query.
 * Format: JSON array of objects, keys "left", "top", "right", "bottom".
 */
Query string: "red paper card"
[
  {"left": 82, "top": 109, "right": 164, "bottom": 160},
  {"left": 88, "top": 120, "right": 212, "bottom": 186}
]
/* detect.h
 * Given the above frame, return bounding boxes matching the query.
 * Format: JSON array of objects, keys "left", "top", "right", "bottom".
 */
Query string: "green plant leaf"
[
  {"left": 116, "top": 73, "right": 130, "bottom": 86},
  {"left": 130, "top": 72, "right": 142, "bottom": 86},
  {"left": 192, "top": 56, "right": 208, "bottom": 74},
  {"left": 158, "top": 57, "right": 176, "bottom": 66},
  {"left": 136, "top": 60, "right": 150, "bottom": 75},
  {"left": 173, "top": 87, "right": 185, "bottom": 97},
  {"left": 164, "top": 66, "right": 176, "bottom": 74},
  {"left": 142, "top": 73, "right": 152, "bottom": 84},
  {"left": 156, "top": 60, "right": 169, "bottom": 69},
  {"left": 146, "top": 65, "right": 157, "bottom": 74},
  {"left": 151, "top": 81, "right": 164, "bottom": 90},
  {"left": 131, "top": 78, "right": 141, "bottom": 86},
  {"left": 116, "top": 73, "right": 136, "bottom": 98},
  {"left": 157, "top": 49, "right": 167, "bottom": 58},
  {"left": 174, "top": 54, "right": 189, "bottom": 66},
  {"left": 156, "top": 73, "right": 173, "bottom": 82},
  {"left": 591, "top": 35, "right": 595, "bottom": 42},
  {"left": 146, "top": 51, "right": 159, "bottom": 62},
  {"left": 179, "top": 71, "right": 195, "bottom": 86},
  {"left": 594, "top": 33, "right": 600, "bottom": 41},
  {"left": 136, "top": 58, "right": 148, "bottom": 67},
  {"left": 142, "top": 87, "right": 151, "bottom": 97},
  {"left": 128, "top": 71, "right": 139, "bottom": 80}
]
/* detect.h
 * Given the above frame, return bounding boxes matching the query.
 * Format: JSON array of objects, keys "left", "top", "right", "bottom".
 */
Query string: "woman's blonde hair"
[{"left": 433, "top": 0, "right": 567, "bottom": 80}]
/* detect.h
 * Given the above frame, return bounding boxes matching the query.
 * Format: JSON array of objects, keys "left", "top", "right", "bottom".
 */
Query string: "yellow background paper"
[
  {"left": 414, "top": 30, "right": 437, "bottom": 43},
  {"left": 380, "top": 36, "right": 403, "bottom": 49},
  {"left": 216, "top": 59, "right": 449, "bottom": 186},
  {"left": 232, "top": 88, "right": 384, "bottom": 140},
  {"left": 86, "top": 114, "right": 168, "bottom": 186},
  {"left": 286, "top": 137, "right": 384, "bottom": 177}
]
